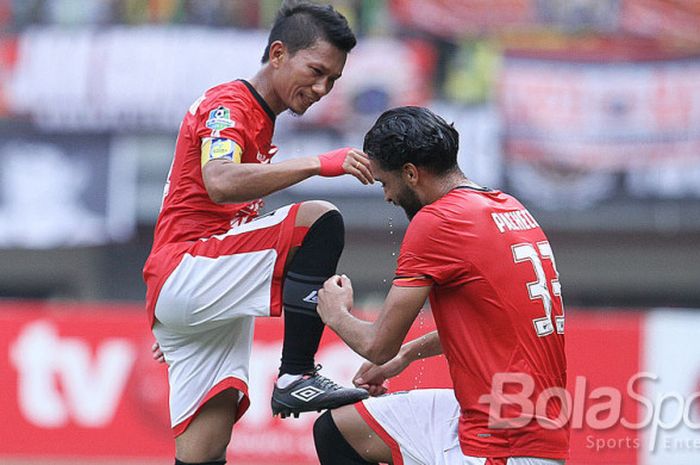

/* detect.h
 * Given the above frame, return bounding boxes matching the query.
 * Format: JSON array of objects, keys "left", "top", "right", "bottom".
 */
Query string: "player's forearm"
[
  {"left": 398, "top": 330, "right": 442, "bottom": 364},
  {"left": 329, "top": 311, "right": 402, "bottom": 365},
  {"left": 203, "top": 157, "right": 321, "bottom": 203}
]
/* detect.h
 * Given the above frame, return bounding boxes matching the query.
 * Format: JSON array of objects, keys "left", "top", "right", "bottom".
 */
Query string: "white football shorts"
[
  {"left": 356, "top": 389, "right": 566, "bottom": 465},
  {"left": 152, "top": 203, "right": 300, "bottom": 435}
]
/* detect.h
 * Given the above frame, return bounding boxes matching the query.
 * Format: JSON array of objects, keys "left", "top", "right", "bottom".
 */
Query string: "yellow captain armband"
[{"left": 201, "top": 137, "right": 243, "bottom": 167}]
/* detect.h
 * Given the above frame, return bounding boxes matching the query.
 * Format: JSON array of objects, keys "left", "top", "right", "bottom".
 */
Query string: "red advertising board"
[
  {"left": 0, "top": 302, "right": 444, "bottom": 463},
  {"left": 0, "top": 301, "right": 173, "bottom": 458},
  {"left": 565, "top": 311, "right": 642, "bottom": 465},
  {"left": 0, "top": 301, "right": 647, "bottom": 464}
]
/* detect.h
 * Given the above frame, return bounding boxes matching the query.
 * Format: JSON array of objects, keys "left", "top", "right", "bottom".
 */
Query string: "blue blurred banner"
[{"left": 0, "top": 131, "right": 137, "bottom": 248}]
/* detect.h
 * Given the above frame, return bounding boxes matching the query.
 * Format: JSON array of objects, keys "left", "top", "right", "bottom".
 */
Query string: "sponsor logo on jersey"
[{"left": 206, "top": 106, "right": 235, "bottom": 136}]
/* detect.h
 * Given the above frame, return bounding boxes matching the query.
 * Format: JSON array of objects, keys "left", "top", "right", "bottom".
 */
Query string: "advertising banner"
[
  {"left": 1, "top": 302, "right": 698, "bottom": 464},
  {"left": 620, "top": 0, "right": 700, "bottom": 43},
  {"left": 641, "top": 310, "right": 700, "bottom": 465},
  {"left": 6, "top": 29, "right": 432, "bottom": 132},
  {"left": 0, "top": 302, "right": 437, "bottom": 463},
  {"left": 500, "top": 53, "right": 700, "bottom": 170},
  {"left": 0, "top": 131, "right": 137, "bottom": 248},
  {"left": 499, "top": 47, "right": 700, "bottom": 207},
  {"left": 0, "top": 302, "right": 172, "bottom": 457},
  {"left": 565, "top": 311, "right": 642, "bottom": 465}
]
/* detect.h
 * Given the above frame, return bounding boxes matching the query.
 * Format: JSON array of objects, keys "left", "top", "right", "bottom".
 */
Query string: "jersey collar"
[{"left": 239, "top": 79, "right": 276, "bottom": 123}]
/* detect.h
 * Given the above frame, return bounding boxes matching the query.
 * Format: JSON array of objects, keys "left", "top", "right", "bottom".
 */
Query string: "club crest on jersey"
[{"left": 206, "top": 106, "right": 235, "bottom": 136}]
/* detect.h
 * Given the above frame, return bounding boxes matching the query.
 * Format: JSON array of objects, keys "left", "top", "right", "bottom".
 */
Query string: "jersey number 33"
[{"left": 512, "top": 241, "right": 565, "bottom": 337}]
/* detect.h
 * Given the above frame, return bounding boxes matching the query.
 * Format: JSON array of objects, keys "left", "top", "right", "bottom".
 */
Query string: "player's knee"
[
  {"left": 284, "top": 205, "right": 344, "bottom": 303},
  {"left": 295, "top": 200, "right": 338, "bottom": 228},
  {"left": 314, "top": 411, "right": 376, "bottom": 465},
  {"left": 295, "top": 205, "right": 345, "bottom": 259}
]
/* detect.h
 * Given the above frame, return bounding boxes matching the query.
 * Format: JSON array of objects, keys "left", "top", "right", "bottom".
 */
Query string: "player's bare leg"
[
  {"left": 174, "top": 389, "right": 238, "bottom": 463},
  {"left": 272, "top": 200, "right": 368, "bottom": 418},
  {"left": 314, "top": 404, "right": 391, "bottom": 464}
]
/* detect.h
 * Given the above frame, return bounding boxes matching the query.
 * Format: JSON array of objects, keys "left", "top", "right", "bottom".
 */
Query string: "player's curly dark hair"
[
  {"left": 363, "top": 106, "right": 460, "bottom": 175},
  {"left": 261, "top": 1, "right": 356, "bottom": 63}
]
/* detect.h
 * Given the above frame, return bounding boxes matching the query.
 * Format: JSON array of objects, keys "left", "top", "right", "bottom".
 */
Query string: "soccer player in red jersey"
[
  {"left": 314, "top": 106, "right": 569, "bottom": 465},
  {"left": 143, "top": 3, "right": 372, "bottom": 464}
]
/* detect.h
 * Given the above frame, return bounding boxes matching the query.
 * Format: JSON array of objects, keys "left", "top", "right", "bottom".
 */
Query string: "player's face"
[
  {"left": 371, "top": 160, "right": 424, "bottom": 220},
  {"left": 275, "top": 39, "right": 346, "bottom": 115}
]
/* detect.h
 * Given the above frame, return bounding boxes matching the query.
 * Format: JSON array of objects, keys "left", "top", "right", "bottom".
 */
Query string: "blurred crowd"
[
  {"left": 3, "top": 0, "right": 700, "bottom": 104},
  {"left": 3, "top": 0, "right": 367, "bottom": 32}
]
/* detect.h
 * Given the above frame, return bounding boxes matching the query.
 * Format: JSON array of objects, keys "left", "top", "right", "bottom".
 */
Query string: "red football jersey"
[
  {"left": 143, "top": 80, "right": 277, "bottom": 325},
  {"left": 394, "top": 187, "right": 569, "bottom": 459}
]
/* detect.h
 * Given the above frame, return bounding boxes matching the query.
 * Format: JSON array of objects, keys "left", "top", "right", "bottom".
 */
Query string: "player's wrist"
[
  {"left": 323, "top": 304, "right": 349, "bottom": 330},
  {"left": 395, "top": 345, "right": 412, "bottom": 366},
  {"left": 403, "top": 339, "right": 426, "bottom": 364},
  {"left": 317, "top": 147, "right": 351, "bottom": 177},
  {"left": 310, "top": 155, "right": 323, "bottom": 175}
]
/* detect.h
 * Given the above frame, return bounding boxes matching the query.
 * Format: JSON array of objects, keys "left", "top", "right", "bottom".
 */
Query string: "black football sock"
[
  {"left": 314, "top": 411, "right": 378, "bottom": 465},
  {"left": 174, "top": 459, "right": 226, "bottom": 465},
  {"left": 280, "top": 210, "right": 344, "bottom": 376}
]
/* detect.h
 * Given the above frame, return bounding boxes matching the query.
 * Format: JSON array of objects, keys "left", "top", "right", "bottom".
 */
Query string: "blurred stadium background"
[{"left": 1, "top": 1, "right": 699, "bottom": 464}]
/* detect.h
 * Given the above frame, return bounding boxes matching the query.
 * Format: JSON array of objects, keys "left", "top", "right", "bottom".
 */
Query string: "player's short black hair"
[
  {"left": 363, "top": 106, "right": 460, "bottom": 175},
  {"left": 261, "top": 1, "right": 357, "bottom": 63}
]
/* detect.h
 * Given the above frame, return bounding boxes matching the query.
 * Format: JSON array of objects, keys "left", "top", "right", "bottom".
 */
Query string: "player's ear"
[
  {"left": 402, "top": 163, "right": 419, "bottom": 186},
  {"left": 269, "top": 41, "right": 287, "bottom": 68}
]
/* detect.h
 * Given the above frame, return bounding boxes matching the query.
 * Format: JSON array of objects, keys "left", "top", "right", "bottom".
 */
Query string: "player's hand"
[
  {"left": 317, "top": 274, "right": 354, "bottom": 328},
  {"left": 353, "top": 355, "right": 410, "bottom": 396},
  {"left": 317, "top": 147, "right": 374, "bottom": 184},
  {"left": 352, "top": 361, "right": 388, "bottom": 396},
  {"left": 151, "top": 341, "right": 166, "bottom": 364}
]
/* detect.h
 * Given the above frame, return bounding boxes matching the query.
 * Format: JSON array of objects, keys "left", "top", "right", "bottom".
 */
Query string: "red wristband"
[{"left": 318, "top": 147, "right": 351, "bottom": 177}]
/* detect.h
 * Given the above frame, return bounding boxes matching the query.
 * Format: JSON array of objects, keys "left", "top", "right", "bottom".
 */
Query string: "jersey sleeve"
[
  {"left": 195, "top": 96, "right": 250, "bottom": 167},
  {"left": 394, "top": 210, "right": 469, "bottom": 288}
]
